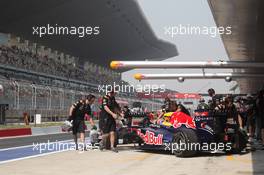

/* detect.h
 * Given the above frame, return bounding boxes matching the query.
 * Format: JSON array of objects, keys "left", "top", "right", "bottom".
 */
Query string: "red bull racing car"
[{"left": 131, "top": 110, "right": 248, "bottom": 157}]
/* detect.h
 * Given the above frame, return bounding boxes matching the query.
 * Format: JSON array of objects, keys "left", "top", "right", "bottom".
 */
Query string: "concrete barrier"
[
  {"left": 0, "top": 128, "right": 32, "bottom": 137},
  {"left": 0, "top": 121, "right": 98, "bottom": 138}
]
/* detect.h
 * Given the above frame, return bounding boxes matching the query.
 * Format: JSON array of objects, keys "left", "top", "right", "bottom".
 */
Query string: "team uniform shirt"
[
  {"left": 209, "top": 94, "right": 223, "bottom": 109},
  {"left": 226, "top": 104, "right": 239, "bottom": 124},
  {"left": 101, "top": 95, "right": 120, "bottom": 113},
  {"left": 71, "top": 100, "right": 92, "bottom": 134},
  {"left": 197, "top": 102, "right": 209, "bottom": 110},
  {"left": 72, "top": 100, "right": 91, "bottom": 121},
  {"left": 99, "top": 95, "right": 120, "bottom": 133}
]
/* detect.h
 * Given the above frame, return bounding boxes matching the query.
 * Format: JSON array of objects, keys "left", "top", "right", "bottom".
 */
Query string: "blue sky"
[{"left": 122, "top": 0, "right": 237, "bottom": 94}]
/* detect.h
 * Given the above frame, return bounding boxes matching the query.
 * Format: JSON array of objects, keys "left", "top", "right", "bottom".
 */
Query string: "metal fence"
[
  {"left": 0, "top": 78, "right": 163, "bottom": 124},
  {"left": 0, "top": 78, "right": 94, "bottom": 123}
]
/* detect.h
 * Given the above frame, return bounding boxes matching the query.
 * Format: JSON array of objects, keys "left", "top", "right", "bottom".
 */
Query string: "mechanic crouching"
[{"left": 99, "top": 88, "right": 123, "bottom": 153}]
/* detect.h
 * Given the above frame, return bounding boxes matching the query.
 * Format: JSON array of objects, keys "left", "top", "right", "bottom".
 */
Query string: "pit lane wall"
[
  {"left": 0, "top": 126, "right": 63, "bottom": 138},
  {"left": 0, "top": 121, "right": 98, "bottom": 138}
]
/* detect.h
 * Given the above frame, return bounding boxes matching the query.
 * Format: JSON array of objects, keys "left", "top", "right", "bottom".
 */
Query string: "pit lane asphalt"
[
  {"left": 1, "top": 132, "right": 264, "bottom": 175},
  {"left": 0, "top": 133, "right": 264, "bottom": 175},
  {"left": 0, "top": 145, "right": 263, "bottom": 175}
]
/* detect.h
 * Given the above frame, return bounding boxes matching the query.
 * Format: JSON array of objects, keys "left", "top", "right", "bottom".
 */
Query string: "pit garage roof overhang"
[
  {"left": 208, "top": 0, "right": 264, "bottom": 93},
  {"left": 0, "top": 0, "right": 178, "bottom": 67}
]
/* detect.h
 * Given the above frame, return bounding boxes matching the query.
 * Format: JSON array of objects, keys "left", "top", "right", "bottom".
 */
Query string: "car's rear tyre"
[{"left": 172, "top": 127, "right": 198, "bottom": 157}]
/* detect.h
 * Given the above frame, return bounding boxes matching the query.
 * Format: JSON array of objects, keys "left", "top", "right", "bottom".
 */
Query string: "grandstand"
[{"left": 0, "top": 33, "right": 162, "bottom": 124}]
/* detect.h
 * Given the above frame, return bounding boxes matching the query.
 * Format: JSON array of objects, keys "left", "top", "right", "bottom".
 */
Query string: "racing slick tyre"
[{"left": 172, "top": 127, "right": 198, "bottom": 157}]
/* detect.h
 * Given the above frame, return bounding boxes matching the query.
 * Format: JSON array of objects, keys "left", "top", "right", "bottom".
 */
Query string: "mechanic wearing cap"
[
  {"left": 69, "top": 94, "right": 96, "bottom": 151},
  {"left": 99, "top": 87, "right": 122, "bottom": 153},
  {"left": 197, "top": 98, "right": 209, "bottom": 110}
]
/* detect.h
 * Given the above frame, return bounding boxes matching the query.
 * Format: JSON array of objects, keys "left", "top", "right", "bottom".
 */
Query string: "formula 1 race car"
[{"left": 134, "top": 110, "right": 248, "bottom": 157}]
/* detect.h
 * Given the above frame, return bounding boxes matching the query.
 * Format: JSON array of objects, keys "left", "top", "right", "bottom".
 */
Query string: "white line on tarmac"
[
  {"left": 0, "top": 149, "right": 69, "bottom": 165},
  {"left": 0, "top": 144, "right": 33, "bottom": 151},
  {"left": 0, "top": 132, "right": 70, "bottom": 140},
  {"left": 0, "top": 139, "right": 75, "bottom": 151},
  {"left": 0, "top": 137, "right": 91, "bottom": 164}
]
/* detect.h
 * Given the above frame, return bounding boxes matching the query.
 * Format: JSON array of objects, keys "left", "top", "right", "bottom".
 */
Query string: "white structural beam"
[
  {"left": 134, "top": 73, "right": 264, "bottom": 82},
  {"left": 110, "top": 61, "right": 264, "bottom": 69}
]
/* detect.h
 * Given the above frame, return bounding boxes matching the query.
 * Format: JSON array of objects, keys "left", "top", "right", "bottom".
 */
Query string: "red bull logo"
[
  {"left": 170, "top": 112, "right": 196, "bottom": 129},
  {"left": 137, "top": 130, "right": 163, "bottom": 145}
]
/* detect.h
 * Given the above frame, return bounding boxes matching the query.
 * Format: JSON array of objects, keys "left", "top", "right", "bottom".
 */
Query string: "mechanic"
[
  {"left": 224, "top": 95, "right": 243, "bottom": 129},
  {"left": 123, "top": 106, "right": 132, "bottom": 127},
  {"left": 234, "top": 97, "right": 247, "bottom": 128},
  {"left": 208, "top": 88, "right": 222, "bottom": 109},
  {"left": 68, "top": 94, "right": 96, "bottom": 151},
  {"left": 99, "top": 88, "right": 122, "bottom": 153},
  {"left": 214, "top": 97, "right": 226, "bottom": 111},
  {"left": 256, "top": 90, "right": 264, "bottom": 150},
  {"left": 245, "top": 94, "right": 257, "bottom": 143},
  {"left": 197, "top": 98, "right": 209, "bottom": 110}
]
